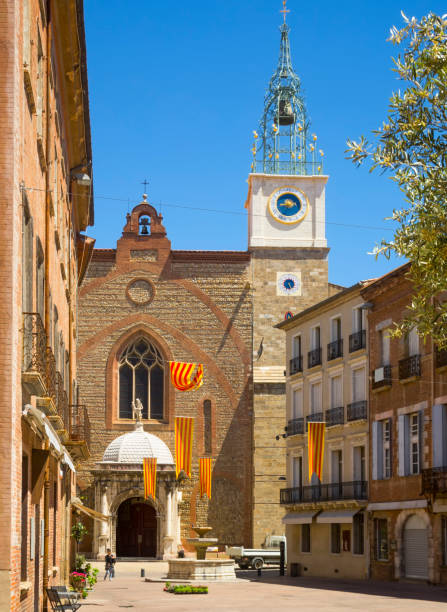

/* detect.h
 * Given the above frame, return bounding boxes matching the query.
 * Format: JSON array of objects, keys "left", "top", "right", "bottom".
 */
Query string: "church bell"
[{"left": 277, "top": 99, "right": 295, "bottom": 126}]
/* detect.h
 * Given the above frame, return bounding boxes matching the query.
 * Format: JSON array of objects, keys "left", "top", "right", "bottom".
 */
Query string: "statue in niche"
[{"left": 132, "top": 398, "right": 144, "bottom": 423}]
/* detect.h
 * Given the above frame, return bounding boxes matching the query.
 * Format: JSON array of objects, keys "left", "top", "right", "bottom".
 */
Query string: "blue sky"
[{"left": 84, "top": 1, "right": 444, "bottom": 287}]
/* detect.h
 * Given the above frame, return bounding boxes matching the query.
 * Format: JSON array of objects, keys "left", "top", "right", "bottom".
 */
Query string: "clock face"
[
  {"left": 277, "top": 272, "right": 301, "bottom": 296},
  {"left": 268, "top": 186, "right": 309, "bottom": 225}
]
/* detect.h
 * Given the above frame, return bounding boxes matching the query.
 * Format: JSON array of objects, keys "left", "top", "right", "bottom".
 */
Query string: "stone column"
[
  {"left": 163, "top": 481, "right": 175, "bottom": 558},
  {"left": 97, "top": 481, "right": 109, "bottom": 559}
]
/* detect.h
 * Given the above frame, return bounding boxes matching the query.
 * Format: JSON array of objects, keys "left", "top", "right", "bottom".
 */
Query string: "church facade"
[{"left": 76, "top": 19, "right": 339, "bottom": 558}]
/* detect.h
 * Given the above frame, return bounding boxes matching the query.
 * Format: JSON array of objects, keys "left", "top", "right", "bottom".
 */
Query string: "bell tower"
[{"left": 249, "top": 4, "right": 330, "bottom": 547}]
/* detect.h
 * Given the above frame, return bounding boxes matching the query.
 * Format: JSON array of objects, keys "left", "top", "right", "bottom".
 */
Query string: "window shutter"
[
  {"left": 418, "top": 410, "right": 424, "bottom": 471},
  {"left": 409, "top": 328, "right": 419, "bottom": 356},
  {"left": 398, "top": 415, "right": 410, "bottom": 476},
  {"left": 372, "top": 421, "right": 383, "bottom": 480},
  {"left": 398, "top": 415, "right": 405, "bottom": 476},
  {"left": 432, "top": 405, "right": 446, "bottom": 468}
]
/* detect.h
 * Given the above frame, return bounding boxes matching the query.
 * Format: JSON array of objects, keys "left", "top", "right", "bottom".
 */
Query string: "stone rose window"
[{"left": 118, "top": 337, "right": 164, "bottom": 419}]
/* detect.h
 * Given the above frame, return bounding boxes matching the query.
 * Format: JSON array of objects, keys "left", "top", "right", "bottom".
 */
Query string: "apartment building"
[
  {"left": 276, "top": 282, "right": 372, "bottom": 579},
  {"left": 361, "top": 264, "right": 447, "bottom": 584},
  {"left": 0, "top": 0, "right": 94, "bottom": 609}
]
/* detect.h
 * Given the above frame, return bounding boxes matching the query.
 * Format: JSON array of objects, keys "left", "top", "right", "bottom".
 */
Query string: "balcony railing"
[
  {"left": 289, "top": 355, "right": 303, "bottom": 375},
  {"left": 22, "top": 312, "right": 47, "bottom": 379},
  {"left": 421, "top": 467, "right": 447, "bottom": 497},
  {"left": 347, "top": 400, "right": 367, "bottom": 421},
  {"left": 372, "top": 365, "right": 392, "bottom": 390},
  {"left": 287, "top": 417, "right": 304, "bottom": 436},
  {"left": 45, "top": 347, "right": 57, "bottom": 405},
  {"left": 55, "top": 372, "right": 69, "bottom": 427},
  {"left": 280, "top": 480, "right": 368, "bottom": 504},
  {"left": 69, "top": 404, "right": 91, "bottom": 448},
  {"left": 325, "top": 406, "right": 344, "bottom": 427},
  {"left": 349, "top": 330, "right": 366, "bottom": 353},
  {"left": 435, "top": 347, "right": 447, "bottom": 369},
  {"left": 399, "top": 354, "right": 421, "bottom": 380},
  {"left": 306, "top": 413, "right": 324, "bottom": 431},
  {"left": 327, "top": 339, "right": 343, "bottom": 361},
  {"left": 308, "top": 347, "right": 322, "bottom": 368}
]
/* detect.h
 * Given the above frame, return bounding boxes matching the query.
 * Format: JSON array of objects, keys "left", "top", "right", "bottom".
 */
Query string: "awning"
[
  {"left": 62, "top": 452, "right": 76, "bottom": 473},
  {"left": 316, "top": 510, "right": 359, "bottom": 524},
  {"left": 72, "top": 499, "right": 109, "bottom": 523},
  {"left": 282, "top": 511, "right": 317, "bottom": 524}
]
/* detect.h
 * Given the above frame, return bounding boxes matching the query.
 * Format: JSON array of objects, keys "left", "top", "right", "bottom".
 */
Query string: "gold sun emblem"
[{"left": 281, "top": 198, "right": 296, "bottom": 208}]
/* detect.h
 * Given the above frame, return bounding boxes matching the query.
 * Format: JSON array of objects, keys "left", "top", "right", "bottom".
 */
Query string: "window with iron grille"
[
  {"left": 118, "top": 337, "right": 164, "bottom": 419},
  {"left": 374, "top": 518, "right": 388, "bottom": 561},
  {"left": 331, "top": 523, "right": 341, "bottom": 553}
]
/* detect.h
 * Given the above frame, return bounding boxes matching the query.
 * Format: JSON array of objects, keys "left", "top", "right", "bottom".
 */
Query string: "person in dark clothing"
[{"left": 104, "top": 549, "right": 116, "bottom": 580}]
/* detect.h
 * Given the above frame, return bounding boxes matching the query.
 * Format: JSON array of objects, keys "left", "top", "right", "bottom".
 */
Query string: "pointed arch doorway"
[{"left": 116, "top": 497, "right": 157, "bottom": 557}]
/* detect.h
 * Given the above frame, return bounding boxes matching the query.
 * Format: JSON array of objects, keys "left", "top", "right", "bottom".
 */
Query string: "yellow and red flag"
[
  {"left": 175, "top": 416, "right": 194, "bottom": 478},
  {"left": 199, "top": 457, "right": 212, "bottom": 499},
  {"left": 143, "top": 457, "right": 157, "bottom": 499},
  {"left": 308, "top": 422, "right": 325, "bottom": 482},
  {"left": 169, "top": 361, "right": 203, "bottom": 392}
]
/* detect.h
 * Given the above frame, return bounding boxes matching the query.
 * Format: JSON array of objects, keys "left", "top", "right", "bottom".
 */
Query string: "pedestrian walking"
[{"left": 104, "top": 549, "right": 116, "bottom": 581}]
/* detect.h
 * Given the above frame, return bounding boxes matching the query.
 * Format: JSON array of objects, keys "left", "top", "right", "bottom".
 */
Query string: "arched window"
[{"left": 118, "top": 337, "right": 164, "bottom": 420}]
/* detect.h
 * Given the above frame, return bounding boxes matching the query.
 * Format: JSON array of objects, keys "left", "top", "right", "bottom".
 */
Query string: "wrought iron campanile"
[{"left": 252, "top": 9, "right": 323, "bottom": 176}]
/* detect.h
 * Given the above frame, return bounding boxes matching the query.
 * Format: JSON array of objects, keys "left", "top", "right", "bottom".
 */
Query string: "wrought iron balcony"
[
  {"left": 327, "top": 339, "right": 343, "bottom": 361},
  {"left": 435, "top": 346, "right": 447, "bottom": 369},
  {"left": 399, "top": 354, "right": 421, "bottom": 380},
  {"left": 69, "top": 405, "right": 91, "bottom": 447},
  {"left": 306, "top": 413, "right": 324, "bottom": 431},
  {"left": 421, "top": 467, "right": 447, "bottom": 497},
  {"left": 308, "top": 347, "right": 322, "bottom": 368},
  {"left": 22, "top": 313, "right": 48, "bottom": 395},
  {"left": 347, "top": 400, "right": 367, "bottom": 422},
  {"left": 349, "top": 330, "right": 366, "bottom": 353},
  {"left": 325, "top": 406, "right": 344, "bottom": 427},
  {"left": 253, "top": 160, "right": 323, "bottom": 176},
  {"left": 280, "top": 480, "right": 368, "bottom": 505},
  {"left": 45, "top": 347, "right": 57, "bottom": 405},
  {"left": 55, "top": 372, "right": 69, "bottom": 428},
  {"left": 287, "top": 417, "right": 304, "bottom": 436},
  {"left": 66, "top": 404, "right": 91, "bottom": 460},
  {"left": 372, "top": 365, "right": 392, "bottom": 389},
  {"left": 289, "top": 355, "right": 303, "bottom": 375}
]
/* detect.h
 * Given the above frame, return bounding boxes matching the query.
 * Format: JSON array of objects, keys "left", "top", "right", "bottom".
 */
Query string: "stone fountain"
[{"left": 167, "top": 525, "right": 236, "bottom": 582}]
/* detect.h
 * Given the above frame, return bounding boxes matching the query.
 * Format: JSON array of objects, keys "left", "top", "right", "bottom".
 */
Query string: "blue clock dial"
[{"left": 283, "top": 278, "right": 295, "bottom": 290}]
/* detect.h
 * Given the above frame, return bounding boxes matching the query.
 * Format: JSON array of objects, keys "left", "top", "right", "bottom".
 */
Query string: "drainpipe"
[{"left": 43, "top": 1, "right": 52, "bottom": 608}]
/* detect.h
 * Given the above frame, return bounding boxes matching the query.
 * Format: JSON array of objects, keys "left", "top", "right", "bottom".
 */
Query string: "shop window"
[
  {"left": 442, "top": 517, "right": 447, "bottom": 566},
  {"left": 301, "top": 524, "right": 311, "bottom": 553},
  {"left": 353, "top": 512, "right": 364, "bottom": 555}
]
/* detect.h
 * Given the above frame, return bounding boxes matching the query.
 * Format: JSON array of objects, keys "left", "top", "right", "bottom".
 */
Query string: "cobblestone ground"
[{"left": 80, "top": 561, "right": 447, "bottom": 611}]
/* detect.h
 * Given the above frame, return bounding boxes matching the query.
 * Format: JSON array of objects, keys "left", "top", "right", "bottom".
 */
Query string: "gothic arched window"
[{"left": 118, "top": 337, "right": 164, "bottom": 420}]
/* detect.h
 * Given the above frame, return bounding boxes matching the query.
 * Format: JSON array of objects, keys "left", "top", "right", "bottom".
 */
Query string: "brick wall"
[{"left": 78, "top": 229, "right": 254, "bottom": 547}]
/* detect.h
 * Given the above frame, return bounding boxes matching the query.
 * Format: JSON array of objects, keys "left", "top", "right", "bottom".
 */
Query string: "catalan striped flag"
[
  {"left": 308, "top": 422, "right": 325, "bottom": 482},
  {"left": 175, "top": 417, "right": 194, "bottom": 478},
  {"left": 199, "top": 457, "right": 212, "bottom": 499},
  {"left": 169, "top": 362, "right": 204, "bottom": 392},
  {"left": 143, "top": 457, "right": 157, "bottom": 499}
]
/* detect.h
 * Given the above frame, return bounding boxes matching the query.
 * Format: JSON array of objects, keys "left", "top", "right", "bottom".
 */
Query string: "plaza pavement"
[{"left": 80, "top": 560, "right": 447, "bottom": 611}]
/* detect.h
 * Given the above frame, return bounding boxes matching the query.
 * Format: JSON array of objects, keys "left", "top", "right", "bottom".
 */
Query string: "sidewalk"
[{"left": 81, "top": 561, "right": 447, "bottom": 611}]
